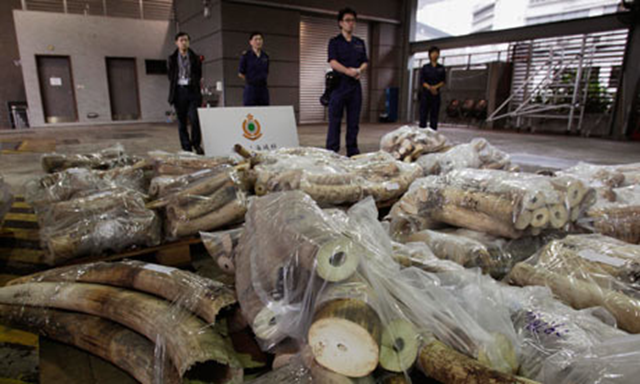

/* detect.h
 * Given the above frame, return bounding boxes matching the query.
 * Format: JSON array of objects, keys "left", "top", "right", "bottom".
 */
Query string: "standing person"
[
  {"left": 167, "top": 32, "right": 204, "bottom": 154},
  {"left": 419, "top": 46, "right": 446, "bottom": 130},
  {"left": 239, "top": 32, "right": 270, "bottom": 106},
  {"left": 326, "top": 7, "right": 368, "bottom": 157}
]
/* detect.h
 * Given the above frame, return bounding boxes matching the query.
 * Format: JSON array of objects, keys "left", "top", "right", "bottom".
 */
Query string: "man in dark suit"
[{"left": 167, "top": 32, "right": 204, "bottom": 154}]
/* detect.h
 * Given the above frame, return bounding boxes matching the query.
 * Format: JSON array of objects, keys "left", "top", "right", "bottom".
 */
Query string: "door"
[
  {"left": 36, "top": 56, "right": 78, "bottom": 123},
  {"left": 300, "top": 15, "right": 370, "bottom": 124},
  {"left": 106, "top": 57, "right": 141, "bottom": 121}
]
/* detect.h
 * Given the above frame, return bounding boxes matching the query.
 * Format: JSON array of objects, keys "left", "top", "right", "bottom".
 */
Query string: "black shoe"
[{"left": 193, "top": 145, "right": 204, "bottom": 155}]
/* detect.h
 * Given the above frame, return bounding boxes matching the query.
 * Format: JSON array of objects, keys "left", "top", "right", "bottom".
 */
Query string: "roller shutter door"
[{"left": 300, "top": 15, "right": 370, "bottom": 124}]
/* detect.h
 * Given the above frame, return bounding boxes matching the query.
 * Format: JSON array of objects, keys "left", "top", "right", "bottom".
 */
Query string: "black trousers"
[
  {"left": 326, "top": 82, "right": 362, "bottom": 157},
  {"left": 419, "top": 92, "right": 441, "bottom": 130},
  {"left": 174, "top": 86, "right": 202, "bottom": 151}
]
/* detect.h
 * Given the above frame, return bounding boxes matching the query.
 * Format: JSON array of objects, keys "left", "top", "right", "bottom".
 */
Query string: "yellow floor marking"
[
  {"left": 3, "top": 213, "right": 37, "bottom": 222},
  {"left": 0, "top": 248, "right": 46, "bottom": 265},
  {"left": 0, "top": 325, "right": 38, "bottom": 347}
]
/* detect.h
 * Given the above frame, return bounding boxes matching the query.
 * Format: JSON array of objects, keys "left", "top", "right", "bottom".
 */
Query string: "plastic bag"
[
  {"left": 389, "top": 170, "right": 595, "bottom": 239},
  {"left": 38, "top": 188, "right": 161, "bottom": 265},
  {"left": 235, "top": 191, "right": 522, "bottom": 380},
  {"left": 0, "top": 176, "right": 14, "bottom": 227},
  {"left": 558, "top": 162, "right": 640, "bottom": 189},
  {"left": 539, "top": 334, "right": 640, "bottom": 384},
  {"left": 148, "top": 150, "right": 237, "bottom": 176},
  {"left": 249, "top": 148, "right": 422, "bottom": 206},
  {"left": 25, "top": 166, "right": 148, "bottom": 213},
  {"left": 146, "top": 166, "right": 247, "bottom": 241},
  {"left": 416, "top": 138, "right": 517, "bottom": 176},
  {"left": 577, "top": 185, "right": 640, "bottom": 245},
  {"left": 40, "top": 143, "right": 141, "bottom": 173},
  {"left": 401, "top": 228, "right": 556, "bottom": 279},
  {"left": 507, "top": 234, "right": 640, "bottom": 334},
  {"left": 201, "top": 227, "right": 244, "bottom": 276},
  {"left": 380, "top": 125, "right": 450, "bottom": 162}
]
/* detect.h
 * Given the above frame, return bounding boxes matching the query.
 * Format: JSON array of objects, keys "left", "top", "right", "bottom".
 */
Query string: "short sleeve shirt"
[
  {"left": 239, "top": 49, "right": 270, "bottom": 86},
  {"left": 328, "top": 34, "right": 368, "bottom": 69},
  {"left": 420, "top": 63, "right": 446, "bottom": 86}
]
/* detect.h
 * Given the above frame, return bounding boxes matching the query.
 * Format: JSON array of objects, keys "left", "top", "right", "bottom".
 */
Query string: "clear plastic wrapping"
[
  {"left": 247, "top": 147, "right": 422, "bottom": 206},
  {"left": 147, "top": 166, "right": 248, "bottom": 240},
  {"left": 416, "top": 138, "right": 518, "bottom": 176},
  {"left": 38, "top": 188, "right": 161, "bottom": 265},
  {"left": 0, "top": 260, "right": 243, "bottom": 383},
  {"left": 235, "top": 190, "right": 525, "bottom": 381},
  {"left": 507, "top": 234, "right": 640, "bottom": 334},
  {"left": 556, "top": 162, "right": 640, "bottom": 244},
  {"left": 558, "top": 162, "right": 640, "bottom": 190},
  {"left": 578, "top": 185, "right": 640, "bottom": 245},
  {"left": 401, "top": 229, "right": 556, "bottom": 279},
  {"left": 380, "top": 125, "right": 450, "bottom": 162},
  {"left": 539, "top": 334, "right": 640, "bottom": 384},
  {"left": 201, "top": 227, "right": 244, "bottom": 275},
  {"left": 40, "top": 143, "right": 141, "bottom": 173},
  {"left": 0, "top": 175, "right": 14, "bottom": 227},
  {"left": 148, "top": 150, "right": 237, "bottom": 176},
  {"left": 389, "top": 169, "right": 595, "bottom": 239},
  {"left": 503, "top": 285, "right": 626, "bottom": 380},
  {"left": 24, "top": 166, "right": 148, "bottom": 212}
]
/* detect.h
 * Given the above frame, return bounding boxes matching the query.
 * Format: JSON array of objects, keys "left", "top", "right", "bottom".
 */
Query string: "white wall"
[{"left": 14, "top": 10, "right": 175, "bottom": 127}]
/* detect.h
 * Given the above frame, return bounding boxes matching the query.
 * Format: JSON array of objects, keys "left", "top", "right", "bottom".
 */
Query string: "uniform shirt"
[
  {"left": 420, "top": 63, "right": 446, "bottom": 87},
  {"left": 239, "top": 49, "right": 269, "bottom": 87},
  {"left": 178, "top": 52, "right": 191, "bottom": 85},
  {"left": 328, "top": 34, "right": 368, "bottom": 79}
]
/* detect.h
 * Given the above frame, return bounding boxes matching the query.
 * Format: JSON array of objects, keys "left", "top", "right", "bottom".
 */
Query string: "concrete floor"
[
  {"left": 0, "top": 121, "right": 639, "bottom": 383},
  {"left": 1, "top": 121, "right": 640, "bottom": 193}
]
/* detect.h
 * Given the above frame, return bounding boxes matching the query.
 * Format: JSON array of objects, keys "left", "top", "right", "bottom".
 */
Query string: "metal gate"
[
  {"left": 495, "top": 29, "right": 629, "bottom": 134},
  {"left": 299, "top": 15, "right": 370, "bottom": 124}
]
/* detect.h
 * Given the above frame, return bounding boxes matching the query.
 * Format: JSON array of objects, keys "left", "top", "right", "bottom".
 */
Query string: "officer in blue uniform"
[
  {"left": 238, "top": 31, "right": 270, "bottom": 106},
  {"left": 326, "top": 7, "right": 368, "bottom": 157},
  {"left": 419, "top": 46, "right": 446, "bottom": 130}
]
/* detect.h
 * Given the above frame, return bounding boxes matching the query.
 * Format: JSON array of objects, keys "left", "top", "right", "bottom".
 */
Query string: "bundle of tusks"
[
  {"left": 380, "top": 125, "right": 450, "bottom": 163},
  {"left": 230, "top": 191, "right": 537, "bottom": 383},
  {"left": 146, "top": 165, "right": 248, "bottom": 240},
  {"left": 0, "top": 260, "right": 242, "bottom": 384},
  {"left": 390, "top": 169, "right": 596, "bottom": 239},
  {"left": 234, "top": 144, "right": 422, "bottom": 206}
]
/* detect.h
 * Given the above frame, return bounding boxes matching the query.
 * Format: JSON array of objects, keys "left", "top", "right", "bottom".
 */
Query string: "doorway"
[
  {"left": 36, "top": 55, "right": 78, "bottom": 124},
  {"left": 106, "top": 57, "right": 141, "bottom": 121}
]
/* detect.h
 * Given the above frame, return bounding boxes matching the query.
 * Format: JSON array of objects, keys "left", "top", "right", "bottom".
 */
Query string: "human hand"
[
  {"left": 430, "top": 88, "right": 438, "bottom": 96},
  {"left": 346, "top": 68, "right": 359, "bottom": 78}
]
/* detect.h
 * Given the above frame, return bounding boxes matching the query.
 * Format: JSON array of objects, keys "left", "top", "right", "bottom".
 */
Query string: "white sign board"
[
  {"left": 49, "top": 77, "right": 62, "bottom": 86},
  {"left": 198, "top": 106, "right": 299, "bottom": 156}
]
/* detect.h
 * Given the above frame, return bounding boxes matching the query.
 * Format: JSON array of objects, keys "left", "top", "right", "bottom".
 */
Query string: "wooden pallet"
[{"left": 0, "top": 197, "right": 203, "bottom": 286}]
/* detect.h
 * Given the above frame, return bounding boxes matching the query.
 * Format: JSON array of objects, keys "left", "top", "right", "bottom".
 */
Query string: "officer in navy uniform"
[
  {"left": 326, "top": 7, "right": 368, "bottom": 157},
  {"left": 419, "top": 46, "right": 446, "bottom": 130},
  {"left": 238, "top": 31, "right": 270, "bottom": 106}
]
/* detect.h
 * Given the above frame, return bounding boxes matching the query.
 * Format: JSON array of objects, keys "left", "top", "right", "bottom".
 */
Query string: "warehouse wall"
[
  {"left": 369, "top": 22, "right": 404, "bottom": 122},
  {"left": 220, "top": 2, "right": 300, "bottom": 117},
  {"left": 219, "top": 0, "right": 406, "bottom": 124},
  {"left": 174, "top": 0, "right": 224, "bottom": 105},
  {"left": 0, "top": 1, "right": 26, "bottom": 128},
  {"left": 13, "top": 10, "right": 174, "bottom": 127},
  {"left": 172, "top": 0, "right": 407, "bottom": 123}
]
